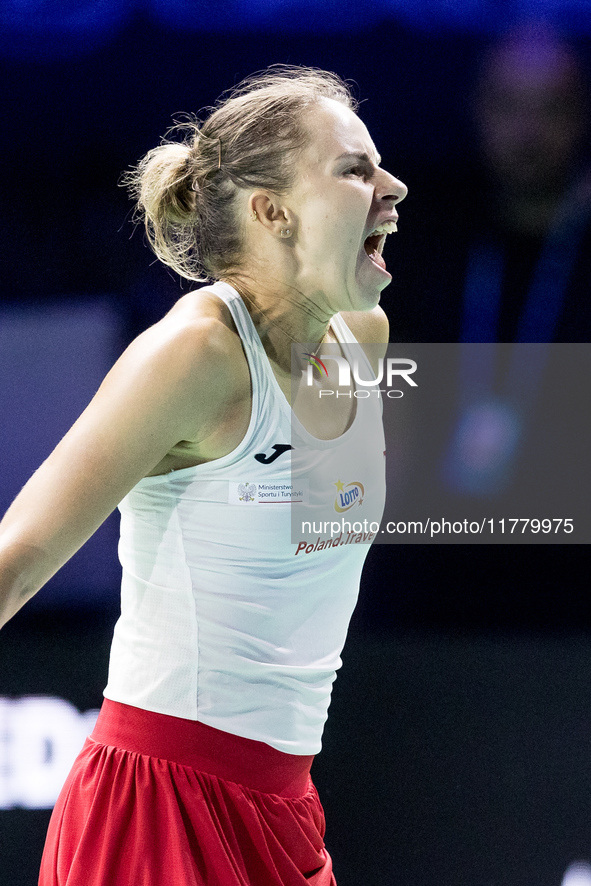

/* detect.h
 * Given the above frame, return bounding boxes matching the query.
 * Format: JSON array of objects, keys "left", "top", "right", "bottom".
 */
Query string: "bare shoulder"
[
  {"left": 137, "top": 288, "right": 243, "bottom": 371},
  {"left": 114, "top": 288, "right": 249, "bottom": 428},
  {"left": 339, "top": 306, "right": 389, "bottom": 344},
  {"left": 338, "top": 306, "right": 389, "bottom": 360}
]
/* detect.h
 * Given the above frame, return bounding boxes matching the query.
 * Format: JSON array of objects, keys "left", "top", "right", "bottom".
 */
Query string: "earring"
[
  {"left": 280, "top": 227, "right": 292, "bottom": 239},
  {"left": 250, "top": 210, "right": 257, "bottom": 221}
]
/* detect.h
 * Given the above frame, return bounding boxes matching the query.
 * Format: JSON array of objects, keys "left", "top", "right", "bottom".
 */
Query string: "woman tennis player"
[{"left": 0, "top": 67, "right": 406, "bottom": 885}]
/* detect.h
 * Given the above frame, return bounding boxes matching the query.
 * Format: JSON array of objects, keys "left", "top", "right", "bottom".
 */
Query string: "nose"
[{"left": 375, "top": 168, "right": 408, "bottom": 204}]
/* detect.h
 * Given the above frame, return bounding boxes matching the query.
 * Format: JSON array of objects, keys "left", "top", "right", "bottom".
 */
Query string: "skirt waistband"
[{"left": 91, "top": 699, "right": 315, "bottom": 797}]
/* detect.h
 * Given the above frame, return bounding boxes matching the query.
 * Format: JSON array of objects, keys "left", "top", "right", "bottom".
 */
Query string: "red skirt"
[{"left": 39, "top": 699, "right": 336, "bottom": 886}]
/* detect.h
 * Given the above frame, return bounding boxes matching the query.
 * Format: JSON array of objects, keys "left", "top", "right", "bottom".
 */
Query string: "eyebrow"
[{"left": 336, "top": 151, "right": 382, "bottom": 166}]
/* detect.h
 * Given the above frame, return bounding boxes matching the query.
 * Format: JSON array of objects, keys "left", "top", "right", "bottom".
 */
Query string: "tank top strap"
[
  {"left": 329, "top": 312, "right": 356, "bottom": 344},
  {"left": 207, "top": 281, "right": 282, "bottom": 426},
  {"left": 207, "top": 281, "right": 264, "bottom": 355},
  {"left": 330, "top": 312, "right": 377, "bottom": 381}
]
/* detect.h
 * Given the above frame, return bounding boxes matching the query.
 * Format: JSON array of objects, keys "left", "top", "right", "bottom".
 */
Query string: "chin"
[
  {"left": 343, "top": 284, "right": 383, "bottom": 314},
  {"left": 355, "top": 254, "right": 391, "bottom": 293},
  {"left": 350, "top": 272, "right": 391, "bottom": 311}
]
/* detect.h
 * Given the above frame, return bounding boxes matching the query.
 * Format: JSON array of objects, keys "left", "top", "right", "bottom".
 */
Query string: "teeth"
[{"left": 371, "top": 220, "right": 398, "bottom": 235}]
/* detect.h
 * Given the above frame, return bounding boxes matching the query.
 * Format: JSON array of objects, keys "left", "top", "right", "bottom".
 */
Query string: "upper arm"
[{"left": 0, "top": 307, "right": 240, "bottom": 613}]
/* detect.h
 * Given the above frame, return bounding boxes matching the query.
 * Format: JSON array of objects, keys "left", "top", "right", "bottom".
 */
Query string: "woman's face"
[{"left": 286, "top": 98, "right": 407, "bottom": 314}]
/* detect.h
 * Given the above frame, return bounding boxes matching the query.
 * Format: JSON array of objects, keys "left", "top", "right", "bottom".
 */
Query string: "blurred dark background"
[{"left": 1, "top": 2, "right": 591, "bottom": 884}]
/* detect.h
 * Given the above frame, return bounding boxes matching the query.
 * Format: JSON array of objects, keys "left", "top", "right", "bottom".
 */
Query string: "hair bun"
[{"left": 132, "top": 143, "right": 197, "bottom": 227}]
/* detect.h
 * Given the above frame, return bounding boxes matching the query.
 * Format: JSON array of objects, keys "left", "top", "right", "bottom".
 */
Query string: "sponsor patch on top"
[
  {"left": 333, "top": 479, "right": 364, "bottom": 512},
  {"left": 228, "top": 480, "right": 309, "bottom": 505}
]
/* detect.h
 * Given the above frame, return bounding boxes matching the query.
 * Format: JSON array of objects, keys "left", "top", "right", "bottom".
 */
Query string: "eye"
[{"left": 344, "top": 164, "right": 372, "bottom": 179}]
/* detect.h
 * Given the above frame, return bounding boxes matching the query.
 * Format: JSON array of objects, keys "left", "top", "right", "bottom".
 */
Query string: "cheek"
[
  {"left": 323, "top": 226, "right": 362, "bottom": 269},
  {"left": 296, "top": 187, "right": 368, "bottom": 263}
]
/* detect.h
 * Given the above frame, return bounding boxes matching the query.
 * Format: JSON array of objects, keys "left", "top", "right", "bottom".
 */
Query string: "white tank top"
[{"left": 104, "top": 281, "right": 386, "bottom": 754}]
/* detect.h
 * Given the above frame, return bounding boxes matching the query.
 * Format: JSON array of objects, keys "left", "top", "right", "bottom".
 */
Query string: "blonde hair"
[{"left": 124, "top": 66, "right": 357, "bottom": 282}]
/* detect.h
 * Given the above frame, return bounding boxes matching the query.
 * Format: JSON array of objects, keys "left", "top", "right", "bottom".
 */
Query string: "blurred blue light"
[
  {"left": 148, "top": 0, "right": 384, "bottom": 32},
  {"left": 0, "top": 0, "right": 130, "bottom": 60},
  {"left": 0, "top": 0, "right": 590, "bottom": 60}
]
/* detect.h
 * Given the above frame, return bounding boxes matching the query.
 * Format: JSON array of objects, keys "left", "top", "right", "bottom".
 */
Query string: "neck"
[{"left": 224, "top": 274, "right": 333, "bottom": 370}]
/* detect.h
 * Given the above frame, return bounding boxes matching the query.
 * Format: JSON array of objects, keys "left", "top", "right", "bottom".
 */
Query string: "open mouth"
[{"left": 363, "top": 220, "right": 398, "bottom": 271}]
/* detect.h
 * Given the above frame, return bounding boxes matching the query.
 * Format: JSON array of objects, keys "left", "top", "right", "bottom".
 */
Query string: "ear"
[{"left": 248, "top": 192, "right": 292, "bottom": 236}]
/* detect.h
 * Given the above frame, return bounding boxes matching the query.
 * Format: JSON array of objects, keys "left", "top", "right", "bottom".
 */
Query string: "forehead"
[{"left": 300, "top": 98, "right": 378, "bottom": 164}]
